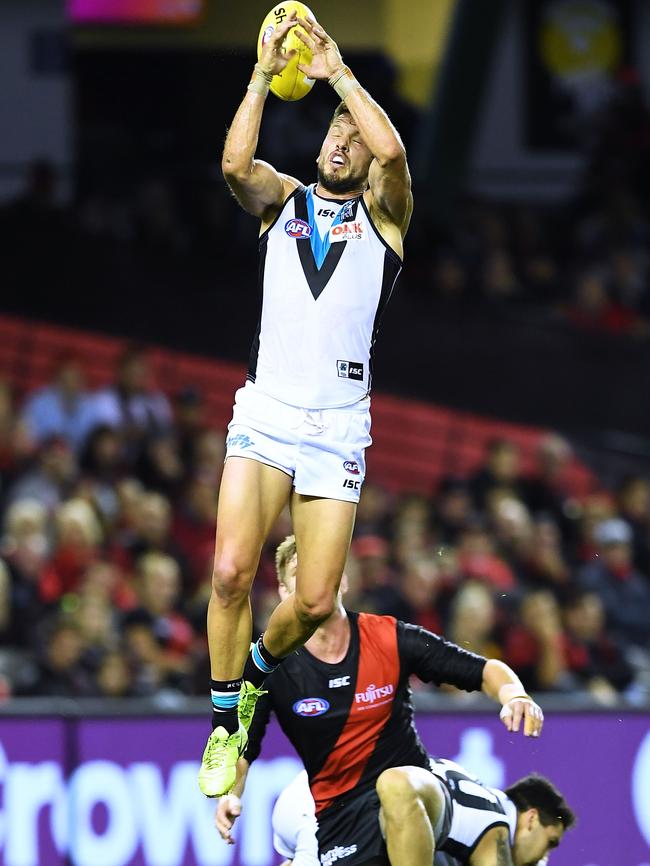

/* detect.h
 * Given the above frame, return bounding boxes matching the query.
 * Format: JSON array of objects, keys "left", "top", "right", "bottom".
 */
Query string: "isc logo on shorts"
[
  {"left": 285, "top": 218, "right": 312, "bottom": 239},
  {"left": 293, "top": 698, "right": 330, "bottom": 717}
]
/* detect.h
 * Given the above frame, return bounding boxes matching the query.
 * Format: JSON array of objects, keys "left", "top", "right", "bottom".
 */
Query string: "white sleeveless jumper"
[{"left": 247, "top": 184, "right": 402, "bottom": 409}]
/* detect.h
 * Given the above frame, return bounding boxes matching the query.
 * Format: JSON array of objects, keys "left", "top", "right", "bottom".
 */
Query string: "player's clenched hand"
[
  {"left": 258, "top": 10, "right": 299, "bottom": 77},
  {"left": 215, "top": 794, "right": 242, "bottom": 844},
  {"left": 499, "top": 696, "right": 544, "bottom": 738}
]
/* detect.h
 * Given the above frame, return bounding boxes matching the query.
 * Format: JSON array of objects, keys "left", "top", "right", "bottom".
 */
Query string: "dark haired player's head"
[
  {"left": 506, "top": 774, "right": 576, "bottom": 830},
  {"left": 316, "top": 102, "right": 373, "bottom": 196},
  {"left": 505, "top": 775, "right": 575, "bottom": 866}
]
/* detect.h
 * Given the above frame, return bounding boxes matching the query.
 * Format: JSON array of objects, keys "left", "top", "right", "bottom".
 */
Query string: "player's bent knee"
[
  {"left": 293, "top": 592, "right": 336, "bottom": 627},
  {"left": 376, "top": 767, "right": 419, "bottom": 807},
  {"left": 211, "top": 558, "right": 254, "bottom": 606}
]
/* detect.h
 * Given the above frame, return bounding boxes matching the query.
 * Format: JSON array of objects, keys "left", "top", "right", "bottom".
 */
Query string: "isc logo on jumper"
[
  {"left": 337, "top": 360, "right": 364, "bottom": 381},
  {"left": 343, "top": 460, "right": 360, "bottom": 475},
  {"left": 293, "top": 698, "right": 330, "bottom": 717},
  {"left": 285, "top": 218, "right": 312, "bottom": 239},
  {"left": 329, "top": 676, "right": 351, "bottom": 689}
]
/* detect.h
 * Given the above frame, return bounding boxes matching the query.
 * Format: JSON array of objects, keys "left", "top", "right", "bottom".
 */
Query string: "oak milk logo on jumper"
[
  {"left": 321, "top": 843, "right": 358, "bottom": 865},
  {"left": 355, "top": 683, "right": 394, "bottom": 706},
  {"left": 293, "top": 697, "right": 330, "bottom": 717},
  {"left": 285, "top": 218, "right": 312, "bottom": 239},
  {"left": 343, "top": 461, "right": 360, "bottom": 475},
  {"left": 330, "top": 220, "right": 366, "bottom": 243}
]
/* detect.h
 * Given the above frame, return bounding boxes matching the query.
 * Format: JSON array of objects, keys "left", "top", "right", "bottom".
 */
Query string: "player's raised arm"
[
  {"left": 295, "top": 15, "right": 412, "bottom": 235},
  {"left": 222, "top": 12, "right": 301, "bottom": 221}
]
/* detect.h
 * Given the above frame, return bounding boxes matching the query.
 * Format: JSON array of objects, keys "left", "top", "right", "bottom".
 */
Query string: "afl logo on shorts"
[
  {"left": 285, "top": 218, "right": 312, "bottom": 239},
  {"left": 343, "top": 460, "right": 360, "bottom": 475},
  {"left": 293, "top": 698, "right": 330, "bottom": 717}
]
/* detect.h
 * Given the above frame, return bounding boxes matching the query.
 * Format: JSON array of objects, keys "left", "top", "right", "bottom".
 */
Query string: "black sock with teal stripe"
[
  {"left": 210, "top": 678, "right": 242, "bottom": 733},
  {"left": 242, "top": 635, "right": 283, "bottom": 688}
]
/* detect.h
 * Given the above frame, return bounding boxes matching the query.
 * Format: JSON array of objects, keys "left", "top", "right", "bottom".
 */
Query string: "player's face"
[
  {"left": 513, "top": 813, "right": 563, "bottom": 866},
  {"left": 317, "top": 116, "right": 373, "bottom": 195}
]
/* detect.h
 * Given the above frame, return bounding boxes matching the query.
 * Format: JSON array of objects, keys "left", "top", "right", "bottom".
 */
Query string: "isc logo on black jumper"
[{"left": 337, "top": 360, "right": 364, "bottom": 380}]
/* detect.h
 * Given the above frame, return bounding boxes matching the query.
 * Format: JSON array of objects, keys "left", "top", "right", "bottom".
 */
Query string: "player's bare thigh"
[
  {"left": 377, "top": 766, "right": 447, "bottom": 837},
  {"left": 290, "top": 493, "right": 357, "bottom": 600},
  {"left": 214, "top": 456, "right": 293, "bottom": 573}
]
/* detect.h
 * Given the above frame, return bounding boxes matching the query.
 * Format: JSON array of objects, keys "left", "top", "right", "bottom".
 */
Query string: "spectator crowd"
[{"left": 0, "top": 345, "right": 649, "bottom": 706}]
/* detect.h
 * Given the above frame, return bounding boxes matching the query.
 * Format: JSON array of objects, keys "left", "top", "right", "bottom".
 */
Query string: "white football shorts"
[{"left": 225, "top": 382, "right": 372, "bottom": 503}]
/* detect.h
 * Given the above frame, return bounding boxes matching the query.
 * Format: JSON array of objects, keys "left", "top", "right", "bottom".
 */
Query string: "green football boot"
[
  {"left": 198, "top": 722, "right": 248, "bottom": 798},
  {"left": 238, "top": 680, "right": 267, "bottom": 732}
]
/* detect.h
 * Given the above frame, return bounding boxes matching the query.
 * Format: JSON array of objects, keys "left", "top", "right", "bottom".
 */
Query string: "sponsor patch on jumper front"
[
  {"left": 337, "top": 360, "right": 364, "bottom": 381},
  {"left": 354, "top": 682, "right": 395, "bottom": 711},
  {"left": 329, "top": 219, "right": 366, "bottom": 243}
]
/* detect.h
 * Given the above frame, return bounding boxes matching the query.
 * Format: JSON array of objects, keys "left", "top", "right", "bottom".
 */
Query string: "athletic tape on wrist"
[
  {"left": 329, "top": 66, "right": 361, "bottom": 100},
  {"left": 247, "top": 64, "right": 273, "bottom": 96}
]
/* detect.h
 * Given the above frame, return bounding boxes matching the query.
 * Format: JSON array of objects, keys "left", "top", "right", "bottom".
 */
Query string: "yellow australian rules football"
[{"left": 257, "top": 2, "right": 316, "bottom": 101}]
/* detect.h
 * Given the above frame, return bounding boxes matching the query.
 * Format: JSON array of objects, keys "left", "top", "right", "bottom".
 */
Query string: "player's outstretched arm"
[
  {"left": 214, "top": 757, "right": 249, "bottom": 844},
  {"left": 482, "top": 659, "right": 544, "bottom": 738},
  {"left": 295, "top": 16, "right": 412, "bottom": 235},
  {"left": 222, "top": 13, "right": 301, "bottom": 221}
]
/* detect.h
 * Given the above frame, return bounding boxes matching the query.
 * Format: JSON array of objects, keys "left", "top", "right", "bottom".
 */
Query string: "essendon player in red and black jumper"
[
  {"left": 247, "top": 610, "right": 485, "bottom": 862},
  {"left": 216, "top": 536, "right": 544, "bottom": 866}
]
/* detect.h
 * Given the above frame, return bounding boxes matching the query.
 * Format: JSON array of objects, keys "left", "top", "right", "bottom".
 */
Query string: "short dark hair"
[{"left": 505, "top": 774, "right": 576, "bottom": 830}]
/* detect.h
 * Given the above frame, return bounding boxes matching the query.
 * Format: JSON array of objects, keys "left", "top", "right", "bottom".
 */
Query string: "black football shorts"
[
  {"left": 316, "top": 778, "right": 454, "bottom": 866},
  {"left": 317, "top": 787, "right": 388, "bottom": 866}
]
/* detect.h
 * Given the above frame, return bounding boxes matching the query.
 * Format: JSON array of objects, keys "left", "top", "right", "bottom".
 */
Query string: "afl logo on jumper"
[
  {"left": 285, "top": 218, "right": 312, "bottom": 239},
  {"left": 293, "top": 698, "right": 330, "bottom": 717}
]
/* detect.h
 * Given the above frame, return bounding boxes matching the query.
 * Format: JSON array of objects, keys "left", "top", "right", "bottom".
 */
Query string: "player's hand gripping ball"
[{"left": 257, "top": 3, "right": 316, "bottom": 101}]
